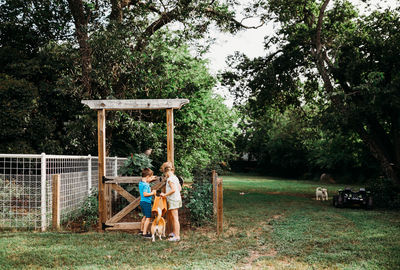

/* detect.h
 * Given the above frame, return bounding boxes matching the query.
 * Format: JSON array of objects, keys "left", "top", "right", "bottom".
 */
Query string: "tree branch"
[
  {"left": 134, "top": 1, "right": 193, "bottom": 51},
  {"left": 204, "top": 7, "right": 264, "bottom": 29},
  {"left": 315, "top": 0, "right": 330, "bottom": 53}
]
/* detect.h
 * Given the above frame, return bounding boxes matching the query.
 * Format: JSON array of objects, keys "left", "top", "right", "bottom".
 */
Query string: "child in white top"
[{"left": 160, "top": 161, "right": 182, "bottom": 242}]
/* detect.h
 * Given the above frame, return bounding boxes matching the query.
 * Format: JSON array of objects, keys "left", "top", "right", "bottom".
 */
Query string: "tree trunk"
[
  {"left": 68, "top": 0, "right": 92, "bottom": 97},
  {"left": 310, "top": 1, "right": 400, "bottom": 186},
  {"left": 355, "top": 125, "right": 399, "bottom": 185}
]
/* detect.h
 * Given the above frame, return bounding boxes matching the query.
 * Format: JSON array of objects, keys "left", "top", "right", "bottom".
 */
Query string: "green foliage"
[
  {"left": 118, "top": 153, "right": 153, "bottom": 176},
  {"left": 66, "top": 188, "right": 98, "bottom": 231},
  {"left": 0, "top": 177, "right": 27, "bottom": 203},
  {"left": 182, "top": 181, "right": 213, "bottom": 226},
  {"left": 224, "top": 2, "right": 400, "bottom": 183},
  {"left": 0, "top": 177, "right": 37, "bottom": 228},
  {"left": 366, "top": 178, "right": 400, "bottom": 209},
  {"left": 0, "top": 74, "right": 36, "bottom": 153}
]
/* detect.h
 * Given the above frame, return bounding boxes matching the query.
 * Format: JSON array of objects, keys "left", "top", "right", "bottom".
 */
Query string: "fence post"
[
  {"left": 212, "top": 170, "right": 217, "bottom": 215},
  {"left": 217, "top": 177, "right": 223, "bottom": 236},
  {"left": 88, "top": 155, "right": 92, "bottom": 195},
  {"left": 41, "top": 152, "right": 47, "bottom": 231},
  {"left": 114, "top": 156, "right": 118, "bottom": 176},
  {"left": 52, "top": 174, "right": 61, "bottom": 230}
]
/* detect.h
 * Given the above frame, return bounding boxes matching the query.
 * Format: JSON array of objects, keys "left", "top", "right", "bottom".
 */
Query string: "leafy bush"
[
  {"left": 366, "top": 178, "right": 400, "bottom": 209},
  {"left": 117, "top": 153, "right": 153, "bottom": 196},
  {"left": 182, "top": 181, "right": 213, "bottom": 226},
  {"left": 118, "top": 153, "right": 153, "bottom": 176},
  {"left": 66, "top": 189, "right": 98, "bottom": 231}
]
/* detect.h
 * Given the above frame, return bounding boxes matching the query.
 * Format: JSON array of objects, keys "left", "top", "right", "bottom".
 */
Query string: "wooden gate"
[
  {"left": 102, "top": 176, "right": 166, "bottom": 231},
  {"left": 81, "top": 99, "right": 189, "bottom": 231}
]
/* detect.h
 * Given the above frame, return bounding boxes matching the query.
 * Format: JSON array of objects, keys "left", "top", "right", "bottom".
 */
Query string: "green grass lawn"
[{"left": 1, "top": 174, "right": 399, "bottom": 269}]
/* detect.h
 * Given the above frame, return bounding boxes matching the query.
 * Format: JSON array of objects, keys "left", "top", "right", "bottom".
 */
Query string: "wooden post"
[
  {"left": 104, "top": 183, "right": 112, "bottom": 220},
  {"left": 166, "top": 108, "right": 174, "bottom": 234},
  {"left": 166, "top": 108, "right": 174, "bottom": 165},
  {"left": 212, "top": 170, "right": 217, "bottom": 215},
  {"left": 98, "top": 109, "right": 106, "bottom": 231},
  {"left": 52, "top": 174, "right": 61, "bottom": 231},
  {"left": 217, "top": 177, "right": 223, "bottom": 236}
]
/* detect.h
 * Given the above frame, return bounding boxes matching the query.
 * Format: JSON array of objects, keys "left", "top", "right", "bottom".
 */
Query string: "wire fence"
[{"left": 0, "top": 153, "right": 126, "bottom": 231}]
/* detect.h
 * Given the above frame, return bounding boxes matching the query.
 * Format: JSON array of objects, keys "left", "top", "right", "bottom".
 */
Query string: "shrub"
[
  {"left": 118, "top": 153, "right": 153, "bottom": 195},
  {"left": 66, "top": 188, "right": 98, "bottom": 231},
  {"left": 0, "top": 178, "right": 37, "bottom": 228},
  {"left": 366, "top": 178, "right": 400, "bottom": 209},
  {"left": 182, "top": 181, "right": 213, "bottom": 226},
  {"left": 118, "top": 153, "right": 153, "bottom": 176}
]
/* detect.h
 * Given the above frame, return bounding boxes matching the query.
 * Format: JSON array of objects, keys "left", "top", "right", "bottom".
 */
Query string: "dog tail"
[{"left": 155, "top": 207, "right": 162, "bottom": 223}]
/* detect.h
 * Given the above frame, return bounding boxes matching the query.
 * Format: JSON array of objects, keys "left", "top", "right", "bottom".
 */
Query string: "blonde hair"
[{"left": 160, "top": 161, "right": 175, "bottom": 174}]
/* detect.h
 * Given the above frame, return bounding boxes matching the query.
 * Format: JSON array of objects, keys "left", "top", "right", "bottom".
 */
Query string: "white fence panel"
[{"left": 0, "top": 154, "right": 126, "bottom": 230}]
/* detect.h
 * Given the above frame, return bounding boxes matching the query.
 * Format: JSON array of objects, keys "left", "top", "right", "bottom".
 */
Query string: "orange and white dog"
[{"left": 151, "top": 207, "right": 166, "bottom": 242}]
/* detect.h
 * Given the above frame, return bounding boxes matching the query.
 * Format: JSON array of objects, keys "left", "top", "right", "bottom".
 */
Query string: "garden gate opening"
[{"left": 81, "top": 99, "right": 189, "bottom": 231}]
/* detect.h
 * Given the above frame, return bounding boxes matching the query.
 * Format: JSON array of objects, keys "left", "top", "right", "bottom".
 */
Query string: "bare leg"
[
  {"left": 140, "top": 216, "right": 146, "bottom": 232},
  {"left": 170, "top": 209, "right": 180, "bottom": 238},
  {"left": 143, "top": 218, "right": 151, "bottom": 235}
]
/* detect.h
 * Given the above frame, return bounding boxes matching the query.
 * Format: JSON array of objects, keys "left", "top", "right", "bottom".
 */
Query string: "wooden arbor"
[{"left": 81, "top": 99, "right": 189, "bottom": 231}]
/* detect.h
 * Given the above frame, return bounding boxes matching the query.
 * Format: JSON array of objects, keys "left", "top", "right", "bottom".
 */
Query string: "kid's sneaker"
[
  {"left": 142, "top": 233, "right": 152, "bottom": 239},
  {"left": 168, "top": 236, "right": 180, "bottom": 242}
]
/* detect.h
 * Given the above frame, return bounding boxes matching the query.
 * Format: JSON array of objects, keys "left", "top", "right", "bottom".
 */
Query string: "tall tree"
[
  {"left": 66, "top": 0, "right": 263, "bottom": 97},
  {"left": 224, "top": 0, "right": 400, "bottom": 184}
]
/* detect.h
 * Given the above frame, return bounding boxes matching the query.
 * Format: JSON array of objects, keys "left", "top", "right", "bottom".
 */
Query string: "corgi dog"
[
  {"left": 151, "top": 207, "right": 166, "bottom": 242},
  {"left": 316, "top": 187, "right": 328, "bottom": 201}
]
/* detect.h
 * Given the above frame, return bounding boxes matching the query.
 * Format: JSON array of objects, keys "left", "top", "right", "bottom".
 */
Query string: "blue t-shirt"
[{"left": 139, "top": 181, "right": 152, "bottom": 203}]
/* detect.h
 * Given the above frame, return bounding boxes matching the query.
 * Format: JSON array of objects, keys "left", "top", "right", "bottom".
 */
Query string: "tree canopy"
[
  {"left": 0, "top": 0, "right": 242, "bottom": 177},
  {"left": 223, "top": 0, "right": 400, "bottom": 184}
]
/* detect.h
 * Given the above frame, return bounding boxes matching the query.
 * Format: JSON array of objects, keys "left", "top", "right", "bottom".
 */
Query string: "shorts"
[
  {"left": 167, "top": 199, "right": 182, "bottom": 210},
  {"left": 140, "top": 201, "right": 152, "bottom": 218}
]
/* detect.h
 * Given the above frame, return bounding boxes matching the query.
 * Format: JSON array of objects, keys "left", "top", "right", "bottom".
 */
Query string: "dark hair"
[{"left": 142, "top": 168, "right": 154, "bottom": 177}]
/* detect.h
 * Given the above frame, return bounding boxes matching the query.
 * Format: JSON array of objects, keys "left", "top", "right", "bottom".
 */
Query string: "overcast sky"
[{"left": 204, "top": 0, "right": 398, "bottom": 105}]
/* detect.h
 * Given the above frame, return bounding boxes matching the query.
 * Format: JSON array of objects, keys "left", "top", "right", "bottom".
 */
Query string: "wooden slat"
[
  {"left": 166, "top": 108, "right": 174, "bottom": 165},
  {"left": 105, "top": 176, "right": 141, "bottom": 183},
  {"left": 111, "top": 184, "right": 136, "bottom": 203},
  {"left": 151, "top": 180, "right": 166, "bottom": 192},
  {"left": 52, "top": 174, "right": 60, "bottom": 231},
  {"left": 82, "top": 99, "right": 189, "bottom": 110},
  {"left": 98, "top": 109, "right": 107, "bottom": 229},
  {"left": 105, "top": 222, "right": 141, "bottom": 231},
  {"left": 106, "top": 197, "right": 141, "bottom": 224},
  {"left": 104, "top": 176, "right": 162, "bottom": 184},
  {"left": 105, "top": 180, "right": 166, "bottom": 224},
  {"left": 105, "top": 183, "right": 112, "bottom": 220}
]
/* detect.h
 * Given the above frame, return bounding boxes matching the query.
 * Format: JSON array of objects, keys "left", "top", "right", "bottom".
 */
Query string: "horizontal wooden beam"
[
  {"left": 105, "top": 176, "right": 162, "bottom": 184},
  {"left": 105, "top": 222, "right": 141, "bottom": 231},
  {"left": 81, "top": 99, "right": 189, "bottom": 110}
]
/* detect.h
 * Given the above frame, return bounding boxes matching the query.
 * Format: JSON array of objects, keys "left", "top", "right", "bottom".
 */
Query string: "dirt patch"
[
  {"left": 268, "top": 214, "right": 284, "bottom": 222},
  {"left": 241, "top": 248, "right": 279, "bottom": 269}
]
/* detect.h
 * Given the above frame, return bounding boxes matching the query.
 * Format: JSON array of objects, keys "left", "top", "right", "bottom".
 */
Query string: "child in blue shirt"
[{"left": 139, "top": 168, "right": 157, "bottom": 238}]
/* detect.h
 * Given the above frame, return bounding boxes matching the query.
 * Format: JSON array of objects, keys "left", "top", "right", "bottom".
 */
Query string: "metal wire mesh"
[
  {"left": 0, "top": 155, "right": 41, "bottom": 229},
  {"left": 0, "top": 154, "right": 126, "bottom": 230}
]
